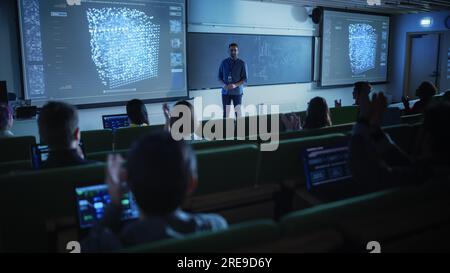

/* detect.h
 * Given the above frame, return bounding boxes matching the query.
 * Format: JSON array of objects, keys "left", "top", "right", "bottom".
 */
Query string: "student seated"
[
  {"left": 0, "top": 103, "right": 14, "bottom": 138},
  {"left": 280, "top": 112, "right": 302, "bottom": 132},
  {"left": 163, "top": 100, "right": 202, "bottom": 140},
  {"left": 38, "top": 101, "right": 94, "bottom": 169},
  {"left": 126, "top": 99, "right": 149, "bottom": 127},
  {"left": 82, "top": 132, "right": 228, "bottom": 252},
  {"left": 303, "top": 97, "right": 332, "bottom": 130},
  {"left": 402, "top": 81, "right": 437, "bottom": 115},
  {"left": 349, "top": 91, "right": 450, "bottom": 189},
  {"left": 334, "top": 81, "right": 372, "bottom": 108}
]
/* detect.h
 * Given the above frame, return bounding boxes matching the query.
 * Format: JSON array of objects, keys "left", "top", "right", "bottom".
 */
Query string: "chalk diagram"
[
  {"left": 87, "top": 8, "right": 161, "bottom": 89},
  {"left": 348, "top": 23, "right": 377, "bottom": 75}
]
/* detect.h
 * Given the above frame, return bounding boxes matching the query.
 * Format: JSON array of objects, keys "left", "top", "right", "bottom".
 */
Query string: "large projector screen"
[
  {"left": 18, "top": 0, "right": 188, "bottom": 106},
  {"left": 320, "top": 10, "right": 390, "bottom": 87}
]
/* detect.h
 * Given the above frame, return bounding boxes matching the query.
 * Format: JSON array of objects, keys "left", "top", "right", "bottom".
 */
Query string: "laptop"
[
  {"left": 102, "top": 114, "right": 130, "bottom": 130},
  {"left": 75, "top": 184, "right": 140, "bottom": 229},
  {"left": 302, "top": 142, "right": 353, "bottom": 195},
  {"left": 31, "top": 144, "right": 51, "bottom": 170},
  {"left": 31, "top": 143, "right": 85, "bottom": 170}
]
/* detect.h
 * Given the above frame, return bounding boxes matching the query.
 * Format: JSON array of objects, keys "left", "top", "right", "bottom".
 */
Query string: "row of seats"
[
  {"left": 125, "top": 179, "right": 450, "bottom": 253},
  {"left": 0, "top": 106, "right": 417, "bottom": 164},
  {"left": 0, "top": 119, "right": 423, "bottom": 178},
  {"left": 0, "top": 121, "right": 425, "bottom": 252}
]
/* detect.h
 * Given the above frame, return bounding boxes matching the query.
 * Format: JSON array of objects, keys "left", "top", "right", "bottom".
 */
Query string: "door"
[{"left": 408, "top": 33, "right": 440, "bottom": 98}]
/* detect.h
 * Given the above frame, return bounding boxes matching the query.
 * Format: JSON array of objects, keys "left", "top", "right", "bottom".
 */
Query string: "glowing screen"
[
  {"left": 18, "top": 0, "right": 187, "bottom": 106},
  {"left": 321, "top": 10, "right": 390, "bottom": 87}
]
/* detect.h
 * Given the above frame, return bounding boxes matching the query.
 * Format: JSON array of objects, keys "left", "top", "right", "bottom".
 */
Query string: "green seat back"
[
  {"left": 114, "top": 125, "right": 164, "bottom": 150},
  {"left": 0, "top": 163, "right": 105, "bottom": 252},
  {"left": 195, "top": 144, "right": 260, "bottom": 195},
  {"left": 0, "top": 136, "right": 36, "bottom": 162},
  {"left": 329, "top": 106, "right": 359, "bottom": 125},
  {"left": 383, "top": 124, "right": 413, "bottom": 154},
  {"left": 81, "top": 129, "right": 113, "bottom": 154},
  {"left": 268, "top": 123, "right": 354, "bottom": 142},
  {"left": 258, "top": 134, "right": 348, "bottom": 185},
  {"left": 0, "top": 160, "right": 33, "bottom": 175},
  {"left": 281, "top": 181, "right": 450, "bottom": 243},
  {"left": 125, "top": 220, "right": 279, "bottom": 253},
  {"left": 190, "top": 139, "right": 257, "bottom": 150},
  {"left": 401, "top": 114, "right": 423, "bottom": 125}
]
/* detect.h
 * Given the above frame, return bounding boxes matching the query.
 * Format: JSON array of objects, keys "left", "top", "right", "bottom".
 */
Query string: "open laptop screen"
[
  {"left": 102, "top": 114, "right": 130, "bottom": 130},
  {"left": 31, "top": 144, "right": 50, "bottom": 170},
  {"left": 302, "top": 144, "right": 352, "bottom": 191},
  {"left": 75, "top": 184, "right": 140, "bottom": 229}
]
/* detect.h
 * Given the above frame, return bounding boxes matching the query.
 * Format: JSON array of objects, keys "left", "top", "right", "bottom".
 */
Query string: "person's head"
[
  {"left": 0, "top": 103, "right": 13, "bottom": 132},
  {"left": 38, "top": 101, "right": 80, "bottom": 149},
  {"left": 170, "top": 100, "right": 199, "bottom": 137},
  {"left": 304, "top": 97, "right": 332, "bottom": 130},
  {"left": 353, "top": 81, "right": 372, "bottom": 105},
  {"left": 423, "top": 101, "right": 450, "bottom": 164},
  {"left": 126, "top": 99, "right": 149, "bottom": 126},
  {"left": 416, "top": 81, "right": 437, "bottom": 101},
  {"left": 126, "top": 132, "right": 198, "bottom": 216},
  {"left": 229, "top": 43, "right": 239, "bottom": 59}
]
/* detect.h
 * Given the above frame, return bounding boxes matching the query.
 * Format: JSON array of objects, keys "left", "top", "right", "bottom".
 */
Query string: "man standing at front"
[{"left": 218, "top": 43, "right": 248, "bottom": 118}]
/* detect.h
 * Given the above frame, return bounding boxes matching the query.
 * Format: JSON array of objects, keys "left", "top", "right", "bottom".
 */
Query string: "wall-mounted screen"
[
  {"left": 18, "top": 0, "right": 188, "bottom": 106},
  {"left": 320, "top": 10, "right": 390, "bottom": 87}
]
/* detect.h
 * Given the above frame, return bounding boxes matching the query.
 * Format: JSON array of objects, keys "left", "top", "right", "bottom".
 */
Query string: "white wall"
[{"left": 11, "top": 0, "right": 390, "bottom": 138}]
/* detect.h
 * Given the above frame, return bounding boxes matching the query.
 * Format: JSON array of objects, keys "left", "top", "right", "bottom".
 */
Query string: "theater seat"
[
  {"left": 0, "top": 136, "right": 36, "bottom": 163},
  {"left": 86, "top": 149, "right": 129, "bottom": 161},
  {"left": 264, "top": 123, "right": 354, "bottom": 142},
  {"left": 280, "top": 190, "right": 397, "bottom": 238},
  {"left": 281, "top": 181, "right": 450, "bottom": 252},
  {"left": 114, "top": 125, "right": 165, "bottom": 150},
  {"left": 191, "top": 139, "right": 258, "bottom": 150},
  {"left": 330, "top": 106, "right": 359, "bottom": 125},
  {"left": 258, "top": 134, "right": 348, "bottom": 185},
  {"left": 0, "top": 160, "right": 33, "bottom": 175},
  {"left": 383, "top": 124, "right": 413, "bottom": 154},
  {"left": 194, "top": 144, "right": 260, "bottom": 195},
  {"left": 124, "top": 220, "right": 280, "bottom": 253},
  {"left": 81, "top": 129, "right": 113, "bottom": 154},
  {"left": 401, "top": 114, "right": 423, "bottom": 125},
  {"left": 0, "top": 163, "right": 106, "bottom": 252}
]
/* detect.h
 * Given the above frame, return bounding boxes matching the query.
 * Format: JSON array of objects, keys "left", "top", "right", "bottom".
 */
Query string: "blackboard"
[{"left": 188, "top": 33, "right": 314, "bottom": 90}]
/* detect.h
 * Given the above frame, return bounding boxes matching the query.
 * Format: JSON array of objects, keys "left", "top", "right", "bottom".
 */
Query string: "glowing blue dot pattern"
[
  {"left": 348, "top": 23, "right": 378, "bottom": 75},
  {"left": 87, "top": 7, "right": 161, "bottom": 89},
  {"left": 22, "top": 0, "right": 46, "bottom": 96}
]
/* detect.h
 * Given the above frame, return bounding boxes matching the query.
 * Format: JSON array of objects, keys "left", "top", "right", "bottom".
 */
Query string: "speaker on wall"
[
  {"left": 0, "top": 81, "right": 8, "bottom": 104},
  {"left": 311, "top": 7, "right": 323, "bottom": 24}
]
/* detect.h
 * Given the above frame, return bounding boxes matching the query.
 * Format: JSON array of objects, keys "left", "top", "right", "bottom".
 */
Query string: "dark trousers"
[{"left": 222, "top": 94, "right": 243, "bottom": 118}]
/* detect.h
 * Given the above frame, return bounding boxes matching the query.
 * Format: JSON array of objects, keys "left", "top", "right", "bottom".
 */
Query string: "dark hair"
[
  {"left": 303, "top": 97, "right": 332, "bottom": 130},
  {"left": 353, "top": 81, "right": 371, "bottom": 94},
  {"left": 38, "top": 101, "right": 79, "bottom": 148},
  {"left": 416, "top": 81, "right": 437, "bottom": 101},
  {"left": 126, "top": 132, "right": 197, "bottom": 216},
  {"left": 126, "top": 99, "right": 149, "bottom": 126},
  {"left": 423, "top": 101, "right": 450, "bottom": 162},
  {"left": 170, "top": 100, "right": 195, "bottom": 134},
  {"left": 0, "top": 103, "right": 12, "bottom": 130},
  {"left": 229, "top": 43, "right": 238, "bottom": 48}
]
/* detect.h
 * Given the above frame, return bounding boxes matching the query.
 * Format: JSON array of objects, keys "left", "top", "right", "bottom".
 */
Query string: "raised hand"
[{"left": 105, "top": 154, "right": 126, "bottom": 206}]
